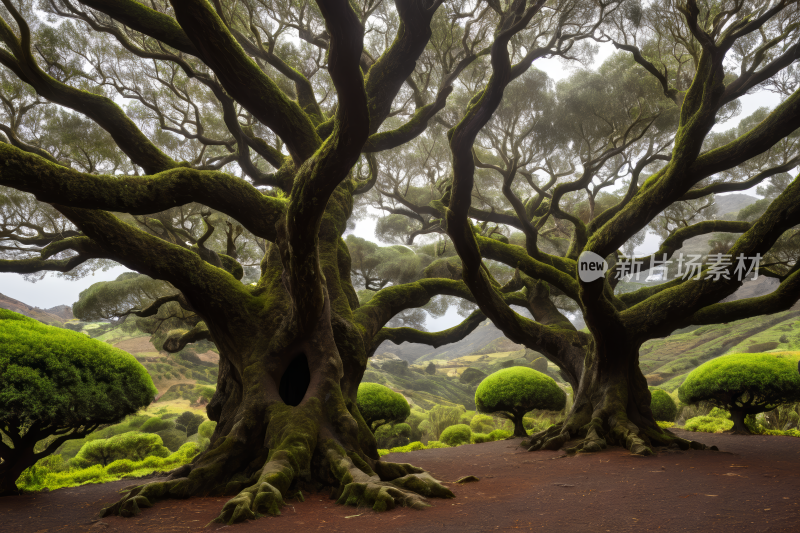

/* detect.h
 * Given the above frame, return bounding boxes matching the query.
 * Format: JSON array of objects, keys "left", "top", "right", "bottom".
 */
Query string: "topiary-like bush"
[
  {"left": 475, "top": 367, "right": 566, "bottom": 437},
  {"left": 0, "top": 309, "right": 156, "bottom": 496},
  {"left": 679, "top": 353, "right": 800, "bottom": 434},
  {"left": 356, "top": 383, "right": 410, "bottom": 431},
  {"left": 74, "top": 432, "right": 169, "bottom": 468},
  {"left": 488, "top": 429, "right": 512, "bottom": 441},
  {"left": 650, "top": 389, "right": 678, "bottom": 421},
  {"left": 439, "top": 424, "right": 471, "bottom": 446}
]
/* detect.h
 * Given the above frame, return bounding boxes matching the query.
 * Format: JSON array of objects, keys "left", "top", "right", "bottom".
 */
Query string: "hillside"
[
  {"left": 375, "top": 320, "right": 523, "bottom": 363},
  {"left": 0, "top": 292, "right": 72, "bottom": 325}
]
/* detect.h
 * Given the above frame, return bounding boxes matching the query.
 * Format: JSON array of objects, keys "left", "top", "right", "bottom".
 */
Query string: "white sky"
[{"left": 0, "top": 43, "right": 786, "bottom": 331}]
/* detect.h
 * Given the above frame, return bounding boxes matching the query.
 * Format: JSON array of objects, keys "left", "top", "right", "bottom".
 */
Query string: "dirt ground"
[{"left": 1, "top": 429, "right": 798, "bottom": 533}]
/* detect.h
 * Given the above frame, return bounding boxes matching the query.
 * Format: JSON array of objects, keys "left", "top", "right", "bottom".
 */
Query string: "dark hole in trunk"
[{"left": 279, "top": 353, "right": 310, "bottom": 407}]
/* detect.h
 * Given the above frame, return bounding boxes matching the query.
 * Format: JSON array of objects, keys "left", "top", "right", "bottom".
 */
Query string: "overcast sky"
[{"left": 0, "top": 43, "right": 783, "bottom": 329}]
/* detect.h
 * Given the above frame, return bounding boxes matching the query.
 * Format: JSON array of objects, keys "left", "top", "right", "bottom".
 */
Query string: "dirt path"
[{"left": 1, "top": 430, "right": 798, "bottom": 532}]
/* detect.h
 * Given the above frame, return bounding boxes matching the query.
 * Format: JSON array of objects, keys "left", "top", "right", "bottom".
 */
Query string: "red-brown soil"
[{"left": 1, "top": 429, "right": 798, "bottom": 533}]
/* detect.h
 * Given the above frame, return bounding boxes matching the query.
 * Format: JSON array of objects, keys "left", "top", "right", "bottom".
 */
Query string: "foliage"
[
  {"left": 356, "top": 383, "right": 410, "bottom": 430},
  {"left": 439, "top": 424, "right": 471, "bottom": 446},
  {"left": 74, "top": 432, "right": 169, "bottom": 467},
  {"left": 427, "top": 405, "right": 465, "bottom": 440},
  {"left": 0, "top": 310, "right": 156, "bottom": 493},
  {"left": 139, "top": 417, "right": 175, "bottom": 434},
  {"left": 198, "top": 420, "right": 217, "bottom": 440},
  {"left": 17, "top": 442, "right": 202, "bottom": 493},
  {"left": 679, "top": 353, "right": 800, "bottom": 416},
  {"left": 175, "top": 412, "right": 205, "bottom": 437},
  {"left": 684, "top": 416, "right": 734, "bottom": 433},
  {"left": 650, "top": 390, "right": 678, "bottom": 422},
  {"left": 475, "top": 367, "right": 566, "bottom": 436}
]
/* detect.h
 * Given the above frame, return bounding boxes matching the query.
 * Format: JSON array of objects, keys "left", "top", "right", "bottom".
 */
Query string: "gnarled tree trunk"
[{"left": 100, "top": 188, "right": 454, "bottom": 524}]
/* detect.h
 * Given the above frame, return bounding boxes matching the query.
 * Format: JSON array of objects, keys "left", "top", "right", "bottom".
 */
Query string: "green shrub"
[
  {"left": 105, "top": 459, "right": 137, "bottom": 476},
  {"left": 679, "top": 353, "right": 800, "bottom": 433},
  {"left": 0, "top": 309, "right": 156, "bottom": 495},
  {"left": 475, "top": 367, "right": 566, "bottom": 437},
  {"left": 440, "top": 424, "right": 471, "bottom": 446},
  {"left": 156, "top": 429, "right": 188, "bottom": 452},
  {"left": 684, "top": 416, "right": 734, "bottom": 433},
  {"left": 488, "top": 429, "right": 512, "bottom": 440},
  {"left": 74, "top": 432, "right": 169, "bottom": 467},
  {"left": 140, "top": 417, "right": 175, "bottom": 433},
  {"left": 469, "top": 413, "right": 496, "bottom": 433},
  {"left": 356, "top": 383, "right": 410, "bottom": 430},
  {"left": 428, "top": 405, "right": 465, "bottom": 439},
  {"left": 650, "top": 389, "right": 678, "bottom": 421},
  {"left": 198, "top": 420, "right": 217, "bottom": 439},
  {"left": 471, "top": 432, "right": 490, "bottom": 443},
  {"left": 708, "top": 407, "right": 730, "bottom": 419}
]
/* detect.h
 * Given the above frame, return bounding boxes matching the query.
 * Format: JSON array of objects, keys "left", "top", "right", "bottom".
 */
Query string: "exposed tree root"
[
  {"left": 524, "top": 418, "right": 712, "bottom": 456},
  {"left": 99, "top": 437, "right": 453, "bottom": 525}
]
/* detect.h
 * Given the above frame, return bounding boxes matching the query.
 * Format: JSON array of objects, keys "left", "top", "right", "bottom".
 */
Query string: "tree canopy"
[
  {"left": 475, "top": 366, "right": 566, "bottom": 437},
  {"left": 679, "top": 352, "right": 800, "bottom": 433}
]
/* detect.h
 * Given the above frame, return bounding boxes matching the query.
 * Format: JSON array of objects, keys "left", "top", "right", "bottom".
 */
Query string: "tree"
[
  {"left": 356, "top": 383, "right": 410, "bottom": 431},
  {"left": 679, "top": 353, "right": 800, "bottom": 434},
  {"left": 175, "top": 411, "right": 205, "bottom": 437},
  {"left": 475, "top": 367, "right": 566, "bottom": 437},
  {"left": 363, "top": 0, "right": 800, "bottom": 456},
  {"left": 0, "top": 309, "right": 156, "bottom": 496},
  {"left": 0, "top": 0, "right": 798, "bottom": 523},
  {"left": 649, "top": 390, "right": 677, "bottom": 422}
]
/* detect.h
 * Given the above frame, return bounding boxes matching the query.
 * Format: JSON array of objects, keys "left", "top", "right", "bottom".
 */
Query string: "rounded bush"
[
  {"left": 475, "top": 367, "right": 566, "bottom": 437},
  {"left": 471, "top": 432, "right": 489, "bottom": 444},
  {"left": 679, "top": 353, "right": 800, "bottom": 433},
  {"left": 439, "top": 424, "right": 471, "bottom": 446},
  {"left": 469, "top": 413, "right": 496, "bottom": 433},
  {"left": 488, "top": 429, "right": 512, "bottom": 441},
  {"left": 650, "top": 389, "right": 678, "bottom": 421},
  {"left": 198, "top": 420, "right": 217, "bottom": 439},
  {"left": 156, "top": 428, "right": 188, "bottom": 452},
  {"left": 356, "top": 383, "right": 410, "bottom": 429},
  {"left": 140, "top": 417, "right": 175, "bottom": 433}
]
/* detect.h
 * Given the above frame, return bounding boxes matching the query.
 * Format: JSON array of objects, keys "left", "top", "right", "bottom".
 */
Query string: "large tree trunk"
[
  {"left": 527, "top": 343, "right": 705, "bottom": 455},
  {"left": 0, "top": 446, "right": 36, "bottom": 497},
  {"left": 728, "top": 409, "right": 751, "bottom": 435},
  {"left": 101, "top": 201, "right": 453, "bottom": 523}
]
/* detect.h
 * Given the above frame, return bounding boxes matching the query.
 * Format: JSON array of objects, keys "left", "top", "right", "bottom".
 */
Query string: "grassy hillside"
[{"left": 642, "top": 309, "right": 800, "bottom": 392}]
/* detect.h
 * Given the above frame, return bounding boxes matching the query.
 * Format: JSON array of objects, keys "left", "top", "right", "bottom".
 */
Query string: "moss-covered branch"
[
  {"left": 0, "top": 144, "right": 286, "bottom": 241},
  {"left": 370, "top": 309, "right": 486, "bottom": 356}
]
